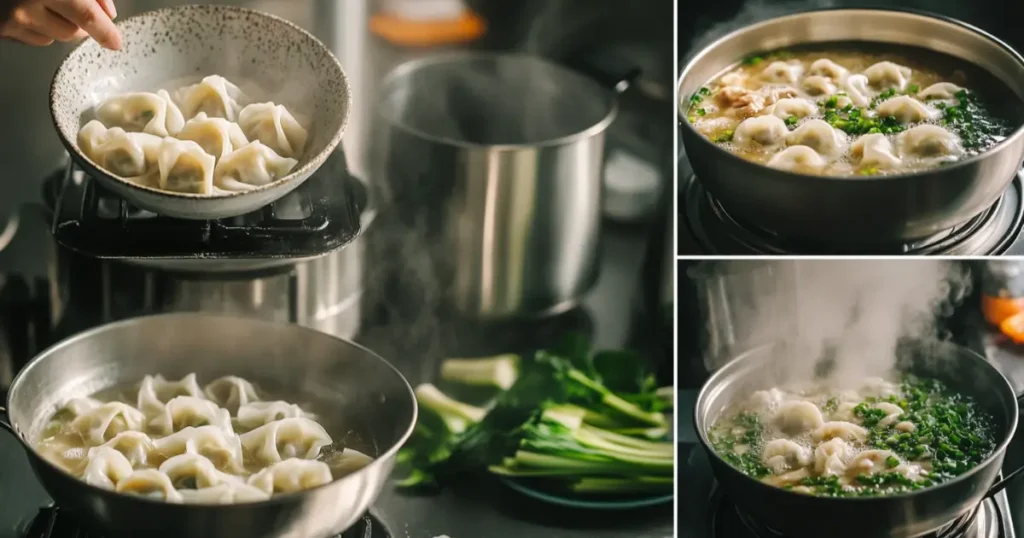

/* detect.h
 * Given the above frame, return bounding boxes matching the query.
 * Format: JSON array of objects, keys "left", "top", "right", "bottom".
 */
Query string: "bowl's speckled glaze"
[{"left": 49, "top": 4, "right": 350, "bottom": 220}]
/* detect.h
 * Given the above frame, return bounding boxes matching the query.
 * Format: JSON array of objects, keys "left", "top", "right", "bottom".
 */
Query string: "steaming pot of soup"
[
  {"left": 677, "top": 9, "right": 1024, "bottom": 247},
  {"left": 693, "top": 341, "right": 1024, "bottom": 538}
]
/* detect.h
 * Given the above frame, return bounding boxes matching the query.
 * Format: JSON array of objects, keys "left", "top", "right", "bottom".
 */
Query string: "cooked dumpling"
[
  {"left": 768, "top": 98, "right": 818, "bottom": 120},
  {"left": 78, "top": 120, "right": 162, "bottom": 178},
  {"left": 178, "top": 482, "right": 271, "bottom": 504},
  {"left": 115, "top": 469, "right": 183, "bottom": 502},
  {"left": 896, "top": 125, "right": 963, "bottom": 160},
  {"left": 847, "top": 449, "right": 900, "bottom": 476},
  {"left": 851, "top": 134, "right": 901, "bottom": 170},
  {"left": 71, "top": 402, "right": 146, "bottom": 445},
  {"left": 876, "top": 95, "right": 938, "bottom": 124},
  {"left": 802, "top": 75, "right": 836, "bottom": 96},
  {"left": 732, "top": 115, "right": 788, "bottom": 149},
  {"left": 246, "top": 458, "right": 333, "bottom": 494},
  {"left": 237, "top": 103, "right": 309, "bottom": 159},
  {"left": 813, "top": 438, "right": 850, "bottom": 476},
  {"left": 58, "top": 397, "right": 103, "bottom": 419},
  {"left": 239, "top": 417, "right": 332, "bottom": 464},
  {"left": 176, "top": 113, "right": 250, "bottom": 162},
  {"left": 785, "top": 119, "right": 848, "bottom": 157},
  {"left": 812, "top": 421, "right": 869, "bottom": 443},
  {"left": 89, "top": 431, "right": 156, "bottom": 467},
  {"left": 204, "top": 376, "right": 260, "bottom": 414},
  {"left": 761, "top": 61, "right": 803, "bottom": 83},
  {"left": 149, "top": 396, "right": 234, "bottom": 436},
  {"left": 917, "top": 82, "right": 963, "bottom": 101},
  {"left": 874, "top": 402, "right": 905, "bottom": 428},
  {"left": 156, "top": 138, "right": 216, "bottom": 194},
  {"left": 152, "top": 425, "right": 245, "bottom": 473},
  {"left": 761, "top": 439, "right": 810, "bottom": 474},
  {"left": 175, "top": 75, "right": 245, "bottom": 121},
  {"left": 237, "top": 401, "right": 313, "bottom": 430},
  {"left": 864, "top": 61, "right": 912, "bottom": 91},
  {"left": 95, "top": 89, "right": 185, "bottom": 137},
  {"left": 773, "top": 401, "right": 824, "bottom": 435},
  {"left": 808, "top": 58, "right": 848, "bottom": 80},
  {"left": 137, "top": 373, "right": 204, "bottom": 416},
  {"left": 82, "top": 446, "right": 134, "bottom": 490},
  {"left": 158, "top": 453, "right": 242, "bottom": 490},
  {"left": 748, "top": 388, "right": 787, "bottom": 412},
  {"left": 213, "top": 141, "right": 298, "bottom": 192},
  {"left": 842, "top": 74, "right": 872, "bottom": 107},
  {"left": 766, "top": 145, "right": 826, "bottom": 173}
]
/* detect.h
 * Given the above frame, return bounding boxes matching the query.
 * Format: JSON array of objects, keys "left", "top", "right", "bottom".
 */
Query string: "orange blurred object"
[
  {"left": 1000, "top": 310, "right": 1024, "bottom": 344},
  {"left": 982, "top": 294, "right": 1024, "bottom": 326},
  {"left": 369, "top": 10, "right": 486, "bottom": 48}
]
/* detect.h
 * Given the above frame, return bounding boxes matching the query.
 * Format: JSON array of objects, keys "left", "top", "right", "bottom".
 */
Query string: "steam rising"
[{"left": 702, "top": 260, "right": 972, "bottom": 384}]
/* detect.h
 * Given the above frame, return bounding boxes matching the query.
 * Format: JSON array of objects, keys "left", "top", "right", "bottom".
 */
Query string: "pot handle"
[
  {"left": 565, "top": 50, "right": 642, "bottom": 95},
  {"left": 0, "top": 405, "right": 14, "bottom": 436},
  {"left": 984, "top": 391, "right": 1024, "bottom": 498}
]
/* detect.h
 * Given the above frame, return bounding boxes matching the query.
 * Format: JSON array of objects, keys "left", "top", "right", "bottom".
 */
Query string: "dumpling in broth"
[
  {"left": 213, "top": 141, "right": 298, "bottom": 192},
  {"left": 766, "top": 145, "right": 825, "bottom": 173},
  {"left": 237, "top": 102, "right": 309, "bottom": 159},
  {"left": 156, "top": 138, "right": 216, "bottom": 194},
  {"left": 237, "top": 401, "right": 313, "bottom": 430},
  {"left": 785, "top": 119, "right": 848, "bottom": 158},
  {"left": 95, "top": 89, "right": 185, "bottom": 137},
  {"left": 246, "top": 458, "right": 333, "bottom": 494},
  {"left": 176, "top": 113, "right": 250, "bottom": 162},
  {"left": 152, "top": 425, "right": 245, "bottom": 473},
  {"left": 78, "top": 120, "right": 162, "bottom": 179},
  {"left": 875, "top": 96, "right": 938, "bottom": 124},
  {"left": 89, "top": 431, "right": 156, "bottom": 467},
  {"left": 204, "top": 376, "right": 260, "bottom": 414},
  {"left": 137, "top": 373, "right": 204, "bottom": 416},
  {"left": 239, "top": 417, "right": 332, "bottom": 464},
  {"left": 158, "top": 453, "right": 241, "bottom": 490},
  {"left": 148, "top": 396, "right": 234, "bottom": 436},
  {"left": 732, "top": 115, "right": 788, "bottom": 149},
  {"left": 851, "top": 133, "right": 901, "bottom": 170},
  {"left": 864, "top": 61, "right": 913, "bottom": 91},
  {"left": 82, "top": 446, "right": 134, "bottom": 490},
  {"left": 175, "top": 75, "right": 246, "bottom": 121},
  {"left": 896, "top": 124, "right": 963, "bottom": 160},
  {"left": 115, "top": 469, "right": 183, "bottom": 502},
  {"left": 70, "top": 402, "right": 146, "bottom": 445}
]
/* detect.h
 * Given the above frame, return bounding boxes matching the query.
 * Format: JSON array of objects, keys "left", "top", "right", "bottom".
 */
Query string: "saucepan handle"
[
  {"left": 565, "top": 49, "right": 643, "bottom": 95},
  {"left": 984, "top": 391, "right": 1024, "bottom": 497},
  {"left": 0, "top": 405, "right": 14, "bottom": 436}
]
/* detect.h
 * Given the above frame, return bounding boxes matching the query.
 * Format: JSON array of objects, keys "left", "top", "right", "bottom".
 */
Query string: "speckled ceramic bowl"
[{"left": 49, "top": 4, "right": 350, "bottom": 220}]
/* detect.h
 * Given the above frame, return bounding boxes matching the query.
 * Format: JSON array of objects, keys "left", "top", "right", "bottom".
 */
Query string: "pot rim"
[
  {"left": 693, "top": 341, "right": 1020, "bottom": 503},
  {"left": 677, "top": 7, "right": 1024, "bottom": 183},
  {"left": 4, "top": 312, "right": 418, "bottom": 509},
  {"left": 376, "top": 51, "right": 620, "bottom": 151}
]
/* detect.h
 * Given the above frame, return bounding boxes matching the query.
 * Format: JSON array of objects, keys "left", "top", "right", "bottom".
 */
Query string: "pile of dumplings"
[
  {"left": 77, "top": 75, "right": 309, "bottom": 195},
  {"left": 697, "top": 55, "right": 977, "bottom": 176},
  {"left": 34, "top": 373, "right": 367, "bottom": 504}
]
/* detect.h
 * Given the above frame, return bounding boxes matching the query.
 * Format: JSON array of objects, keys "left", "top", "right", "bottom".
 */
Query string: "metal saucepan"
[
  {"left": 371, "top": 52, "right": 638, "bottom": 320},
  {"left": 49, "top": 5, "right": 351, "bottom": 220},
  {"left": 694, "top": 341, "right": 1024, "bottom": 538},
  {"left": 0, "top": 314, "right": 416, "bottom": 538},
  {"left": 678, "top": 9, "right": 1024, "bottom": 247}
]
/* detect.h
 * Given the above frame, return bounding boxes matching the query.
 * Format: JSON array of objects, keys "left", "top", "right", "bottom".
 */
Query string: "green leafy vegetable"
[
  {"left": 937, "top": 89, "right": 1010, "bottom": 151},
  {"left": 784, "top": 115, "right": 799, "bottom": 128}
]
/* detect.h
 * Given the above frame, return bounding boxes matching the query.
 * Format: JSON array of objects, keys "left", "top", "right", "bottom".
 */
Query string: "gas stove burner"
[
  {"left": 710, "top": 491, "right": 1004, "bottom": 538},
  {"left": 22, "top": 504, "right": 393, "bottom": 538},
  {"left": 681, "top": 171, "right": 1024, "bottom": 255},
  {"left": 46, "top": 149, "right": 364, "bottom": 262}
]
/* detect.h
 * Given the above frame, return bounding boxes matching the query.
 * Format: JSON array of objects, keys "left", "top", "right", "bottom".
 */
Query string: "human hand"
[{"left": 1, "top": 0, "right": 121, "bottom": 49}]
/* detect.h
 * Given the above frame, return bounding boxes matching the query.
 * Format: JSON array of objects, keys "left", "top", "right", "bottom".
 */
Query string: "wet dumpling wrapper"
[
  {"left": 95, "top": 89, "right": 185, "bottom": 137},
  {"left": 89, "top": 431, "right": 156, "bottom": 468},
  {"left": 71, "top": 402, "right": 146, "bottom": 445},
  {"left": 137, "top": 373, "right": 204, "bottom": 416},
  {"left": 213, "top": 141, "right": 298, "bottom": 192},
  {"left": 246, "top": 458, "right": 333, "bottom": 494},
  {"left": 237, "top": 401, "right": 314, "bottom": 430},
  {"left": 156, "top": 138, "right": 216, "bottom": 194},
  {"left": 237, "top": 102, "right": 309, "bottom": 159},
  {"left": 851, "top": 133, "right": 901, "bottom": 170},
  {"left": 78, "top": 120, "right": 162, "bottom": 179},
  {"left": 152, "top": 425, "right": 245, "bottom": 474},
  {"left": 83, "top": 446, "right": 134, "bottom": 490},
  {"left": 148, "top": 396, "right": 234, "bottom": 436},
  {"left": 176, "top": 112, "right": 250, "bottom": 162},
  {"left": 159, "top": 453, "right": 243, "bottom": 490},
  {"left": 178, "top": 482, "right": 271, "bottom": 504},
  {"left": 175, "top": 75, "right": 246, "bottom": 121},
  {"left": 115, "top": 469, "right": 183, "bottom": 502},
  {"left": 204, "top": 376, "right": 260, "bottom": 414},
  {"left": 239, "top": 417, "right": 332, "bottom": 464}
]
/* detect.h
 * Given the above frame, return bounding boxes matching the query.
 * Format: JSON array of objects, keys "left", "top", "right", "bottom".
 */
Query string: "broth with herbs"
[
  {"left": 708, "top": 376, "right": 997, "bottom": 497},
  {"left": 34, "top": 373, "right": 373, "bottom": 504},
  {"left": 684, "top": 46, "right": 1015, "bottom": 176}
]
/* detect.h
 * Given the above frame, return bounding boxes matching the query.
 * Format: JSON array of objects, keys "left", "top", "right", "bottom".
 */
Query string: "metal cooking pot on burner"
[
  {"left": 371, "top": 52, "right": 637, "bottom": 320},
  {"left": 678, "top": 9, "right": 1024, "bottom": 248},
  {"left": 0, "top": 314, "right": 416, "bottom": 538},
  {"left": 49, "top": 5, "right": 351, "bottom": 220},
  {"left": 694, "top": 341, "right": 1024, "bottom": 538}
]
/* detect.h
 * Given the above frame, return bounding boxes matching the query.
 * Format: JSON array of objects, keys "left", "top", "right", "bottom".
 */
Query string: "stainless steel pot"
[
  {"left": 0, "top": 314, "right": 416, "bottom": 538},
  {"left": 694, "top": 341, "right": 1024, "bottom": 538},
  {"left": 678, "top": 9, "right": 1024, "bottom": 247},
  {"left": 371, "top": 52, "right": 633, "bottom": 320}
]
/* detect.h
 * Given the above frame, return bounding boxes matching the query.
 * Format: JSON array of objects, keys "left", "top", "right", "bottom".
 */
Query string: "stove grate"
[
  {"left": 47, "top": 149, "right": 364, "bottom": 261},
  {"left": 23, "top": 504, "right": 390, "bottom": 538}
]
